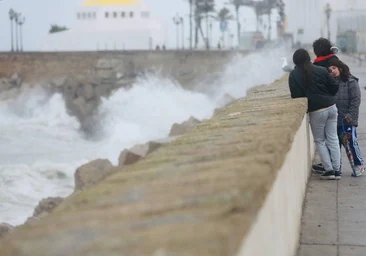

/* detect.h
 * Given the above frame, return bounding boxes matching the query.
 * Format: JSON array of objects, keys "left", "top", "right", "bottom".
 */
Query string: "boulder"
[
  {"left": 50, "top": 76, "right": 67, "bottom": 88},
  {"left": 25, "top": 212, "right": 49, "bottom": 225},
  {"left": 0, "top": 87, "right": 20, "bottom": 101},
  {"left": 0, "top": 78, "right": 14, "bottom": 93},
  {"left": 75, "top": 84, "right": 95, "bottom": 101},
  {"left": 169, "top": 116, "right": 201, "bottom": 136},
  {"left": 94, "top": 84, "right": 112, "bottom": 98},
  {"left": 70, "top": 97, "right": 87, "bottom": 120},
  {"left": 33, "top": 197, "right": 64, "bottom": 217},
  {"left": 216, "top": 93, "right": 236, "bottom": 109},
  {"left": 118, "top": 149, "right": 143, "bottom": 167},
  {"left": 129, "top": 141, "right": 163, "bottom": 157},
  {"left": 10, "top": 73, "right": 22, "bottom": 87},
  {"left": 63, "top": 79, "right": 80, "bottom": 101},
  {"left": 82, "top": 84, "right": 95, "bottom": 101},
  {"left": 0, "top": 223, "right": 14, "bottom": 238},
  {"left": 74, "top": 159, "right": 114, "bottom": 191}
]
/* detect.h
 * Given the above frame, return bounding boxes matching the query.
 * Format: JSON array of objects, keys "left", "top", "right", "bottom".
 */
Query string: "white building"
[{"left": 42, "top": 0, "right": 167, "bottom": 51}]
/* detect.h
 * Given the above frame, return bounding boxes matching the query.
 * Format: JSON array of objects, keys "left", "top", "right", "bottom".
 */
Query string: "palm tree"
[
  {"left": 184, "top": 0, "right": 195, "bottom": 49},
  {"left": 228, "top": 0, "right": 253, "bottom": 47},
  {"left": 8, "top": 9, "right": 16, "bottom": 52},
  {"left": 217, "top": 7, "right": 233, "bottom": 48},
  {"left": 263, "top": 0, "right": 277, "bottom": 40},
  {"left": 253, "top": 1, "right": 267, "bottom": 32},
  {"left": 195, "top": 0, "right": 215, "bottom": 49},
  {"left": 276, "top": 0, "right": 285, "bottom": 38}
]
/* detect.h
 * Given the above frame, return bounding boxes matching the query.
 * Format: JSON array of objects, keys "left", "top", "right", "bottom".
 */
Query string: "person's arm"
[
  {"left": 325, "top": 72, "right": 339, "bottom": 96},
  {"left": 345, "top": 79, "right": 361, "bottom": 123},
  {"left": 288, "top": 72, "right": 305, "bottom": 98}
]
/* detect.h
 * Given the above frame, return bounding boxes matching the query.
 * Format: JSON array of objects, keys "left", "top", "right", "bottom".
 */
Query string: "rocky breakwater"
[
  {"left": 0, "top": 107, "right": 225, "bottom": 238},
  {"left": 0, "top": 76, "right": 310, "bottom": 256}
]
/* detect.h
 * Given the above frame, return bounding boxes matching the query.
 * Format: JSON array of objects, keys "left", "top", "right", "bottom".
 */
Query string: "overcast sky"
[
  {"left": 0, "top": 0, "right": 363, "bottom": 51},
  {"left": 0, "top": 0, "right": 261, "bottom": 51}
]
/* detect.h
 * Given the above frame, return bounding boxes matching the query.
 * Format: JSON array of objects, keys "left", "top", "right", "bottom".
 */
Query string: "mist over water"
[{"left": 0, "top": 48, "right": 287, "bottom": 225}]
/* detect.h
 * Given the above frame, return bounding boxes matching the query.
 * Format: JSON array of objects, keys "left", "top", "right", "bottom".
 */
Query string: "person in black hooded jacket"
[{"left": 289, "top": 49, "right": 340, "bottom": 180}]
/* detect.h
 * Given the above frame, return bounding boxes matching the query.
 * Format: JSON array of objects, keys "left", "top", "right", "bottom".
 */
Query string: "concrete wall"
[
  {"left": 237, "top": 115, "right": 314, "bottom": 256},
  {"left": 0, "top": 77, "right": 314, "bottom": 256},
  {"left": 0, "top": 50, "right": 247, "bottom": 88}
]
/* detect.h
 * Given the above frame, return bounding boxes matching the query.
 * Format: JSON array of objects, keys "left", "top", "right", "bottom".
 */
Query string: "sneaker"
[
  {"left": 351, "top": 165, "right": 365, "bottom": 177},
  {"left": 312, "top": 163, "right": 326, "bottom": 174},
  {"left": 335, "top": 171, "right": 342, "bottom": 180},
  {"left": 320, "top": 171, "right": 336, "bottom": 180}
]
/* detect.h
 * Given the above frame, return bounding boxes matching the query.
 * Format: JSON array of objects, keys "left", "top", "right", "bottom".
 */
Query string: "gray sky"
[{"left": 0, "top": 0, "right": 259, "bottom": 51}]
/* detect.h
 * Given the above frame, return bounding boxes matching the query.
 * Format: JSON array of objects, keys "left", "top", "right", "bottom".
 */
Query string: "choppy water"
[{"left": 0, "top": 48, "right": 287, "bottom": 225}]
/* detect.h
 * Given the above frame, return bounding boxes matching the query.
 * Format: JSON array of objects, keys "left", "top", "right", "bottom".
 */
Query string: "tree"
[
  {"left": 49, "top": 24, "right": 68, "bottom": 34},
  {"left": 195, "top": 0, "right": 215, "bottom": 49},
  {"left": 217, "top": 7, "right": 233, "bottom": 48},
  {"left": 184, "top": 0, "right": 195, "bottom": 49},
  {"left": 276, "top": 0, "right": 285, "bottom": 38},
  {"left": 263, "top": 0, "right": 277, "bottom": 40},
  {"left": 253, "top": 1, "right": 267, "bottom": 32},
  {"left": 228, "top": 0, "right": 253, "bottom": 47}
]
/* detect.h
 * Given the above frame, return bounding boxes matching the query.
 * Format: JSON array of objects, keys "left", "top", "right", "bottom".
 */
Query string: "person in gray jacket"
[{"left": 328, "top": 58, "right": 364, "bottom": 177}]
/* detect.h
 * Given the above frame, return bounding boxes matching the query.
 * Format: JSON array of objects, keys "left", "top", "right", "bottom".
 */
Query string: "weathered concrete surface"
[
  {"left": 0, "top": 51, "right": 246, "bottom": 88},
  {"left": 298, "top": 60, "right": 366, "bottom": 256},
  {"left": 238, "top": 115, "right": 313, "bottom": 256},
  {"left": 0, "top": 77, "right": 308, "bottom": 256}
]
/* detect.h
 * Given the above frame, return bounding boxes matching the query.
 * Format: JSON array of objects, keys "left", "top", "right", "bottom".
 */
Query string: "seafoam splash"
[{"left": 0, "top": 48, "right": 287, "bottom": 225}]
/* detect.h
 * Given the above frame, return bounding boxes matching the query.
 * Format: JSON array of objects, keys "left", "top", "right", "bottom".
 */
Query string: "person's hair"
[
  {"left": 293, "top": 48, "right": 312, "bottom": 86},
  {"left": 313, "top": 38, "right": 333, "bottom": 57},
  {"left": 328, "top": 59, "right": 351, "bottom": 81}
]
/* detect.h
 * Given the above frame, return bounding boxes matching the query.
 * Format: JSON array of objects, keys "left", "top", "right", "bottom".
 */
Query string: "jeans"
[{"left": 309, "top": 105, "right": 341, "bottom": 172}]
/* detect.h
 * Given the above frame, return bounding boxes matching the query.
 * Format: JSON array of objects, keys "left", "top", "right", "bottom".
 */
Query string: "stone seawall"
[
  {"left": 0, "top": 77, "right": 313, "bottom": 256},
  {"left": 0, "top": 50, "right": 247, "bottom": 87}
]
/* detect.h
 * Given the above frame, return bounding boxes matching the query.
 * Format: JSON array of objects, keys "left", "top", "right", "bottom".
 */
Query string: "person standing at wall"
[{"left": 289, "top": 49, "right": 340, "bottom": 180}]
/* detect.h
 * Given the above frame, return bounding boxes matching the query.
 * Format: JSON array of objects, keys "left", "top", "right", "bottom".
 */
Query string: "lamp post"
[
  {"left": 18, "top": 15, "right": 25, "bottom": 52},
  {"left": 14, "top": 12, "right": 20, "bottom": 52},
  {"left": 9, "top": 9, "right": 15, "bottom": 52},
  {"left": 325, "top": 3, "right": 332, "bottom": 40},
  {"left": 173, "top": 13, "right": 181, "bottom": 50},
  {"left": 180, "top": 16, "right": 185, "bottom": 50}
]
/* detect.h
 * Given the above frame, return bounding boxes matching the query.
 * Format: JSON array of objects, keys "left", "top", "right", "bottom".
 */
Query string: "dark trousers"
[{"left": 337, "top": 125, "right": 364, "bottom": 166}]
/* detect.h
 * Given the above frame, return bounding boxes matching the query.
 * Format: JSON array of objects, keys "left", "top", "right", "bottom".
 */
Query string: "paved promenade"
[{"left": 298, "top": 59, "right": 366, "bottom": 256}]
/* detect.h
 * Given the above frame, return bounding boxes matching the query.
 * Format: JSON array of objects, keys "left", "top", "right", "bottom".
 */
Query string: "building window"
[
  {"left": 113, "top": 12, "right": 117, "bottom": 18},
  {"left": 105, "top": 12, "right": 109, "bottom": 18},
  {"left": 87, "top": 12, "right": 92, "bottom": 19},
  {"left": 77, "top": 13, "right": 81, "bottom": 19},
  {"left": 93, "top": 12, "right": 96, "bottom": 19},
  {"left": 130, "top": 11, "right": 134, "bottom": 18},
  {"left": 82, "top": 13, "right": 86, "bottom": 19},
  {"left": 121, "top": 12, "right": 125, "bottom": 18}
]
